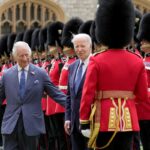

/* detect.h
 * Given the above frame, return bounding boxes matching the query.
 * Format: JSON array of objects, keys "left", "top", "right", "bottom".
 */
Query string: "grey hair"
[
  {"left": 71, "top": 33, "right": 92, "bottom": 49},
  {"left": 12, "top": 41, "right": 32, "bottom": 57}
]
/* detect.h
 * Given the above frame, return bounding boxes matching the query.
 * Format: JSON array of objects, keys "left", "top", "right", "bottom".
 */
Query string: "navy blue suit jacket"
[
  {"left": 65, "top": 59, "right": 86, "bottom": 132},
  {"left": 0, "top": 63, "right": 66, "bottom": 136}
]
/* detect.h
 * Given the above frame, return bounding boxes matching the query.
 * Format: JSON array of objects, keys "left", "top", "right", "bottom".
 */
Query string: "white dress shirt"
[{"left": 18, "top": 65, "right": 29, "bottom": 83}]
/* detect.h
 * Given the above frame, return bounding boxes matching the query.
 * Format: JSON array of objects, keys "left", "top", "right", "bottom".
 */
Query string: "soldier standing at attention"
[{"left": 79, "top": 0, "right": 148, "bottom": 150}]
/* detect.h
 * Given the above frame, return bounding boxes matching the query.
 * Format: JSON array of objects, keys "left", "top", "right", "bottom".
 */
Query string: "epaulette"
[
  {"left": 127, "top": 49, "right": 142, "bottom": 58},
  {"left": 93, "top": 49, "right": 107, "bottom": 57}
]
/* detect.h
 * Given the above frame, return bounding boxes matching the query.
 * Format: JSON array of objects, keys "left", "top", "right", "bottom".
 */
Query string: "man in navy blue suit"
[
  {"left": 64, "top": 33, "right": 92, "bottom": 150},
  {"left": 0, "top": 41, "right": 66, "bottom": 150}
]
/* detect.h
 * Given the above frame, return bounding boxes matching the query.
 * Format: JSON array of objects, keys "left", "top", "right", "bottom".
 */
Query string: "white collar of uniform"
[{"left": 18, "top": 64, "right": 29, "bottom": 72}]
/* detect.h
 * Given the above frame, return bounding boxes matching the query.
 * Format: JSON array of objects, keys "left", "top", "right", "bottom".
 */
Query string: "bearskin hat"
[
  {"left": 61, "top": 17, "right": 83, "bottom": 48},
  {"left": 137, "top": 13, "right": 150, "bottom": 42},
  {"left": 7, "top": 33, "right": 16, "bottom": 54},
  {"left": 31, "top": 28, "right": 40, "bottom": 51},
  {"left": 90, "top": 21, "right": 99, "bottom": 44},
  {"left": 95, "top": 0, "right": 135, "bottom": 48},
  {"left": 23, "top": 28, "right": 34, "bottom": 47},
  {"left": 15, "top": 32, "right": 24, "bottom": 42},
  {"left": 78, "top": 20, "right": 93, "bottom": 35},
  {"left": 134, "top": 8, "right": 142, "bottom": 42},
  {"left": 39, "top": 27, "right": 47, "bottom": 52},
  {"left": 47, "top": 21, "right": 64, "bottom": 48},
  {"left": 0, "top": 35, "right": 9, "bottom": 56}
]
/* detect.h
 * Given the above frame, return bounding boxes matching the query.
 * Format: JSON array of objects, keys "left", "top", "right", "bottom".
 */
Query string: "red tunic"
[
  {"left": 1, "top": 64, "right": 12, "bottom": 105},
  {"left": 136, "top": 56, "right": 150, "bottom": 120},
  {"left": 55, "top": 57, "right": 76, "bottom": 113},
  {"left": 45, "top": 59, "right": 61, "bottom": 116},
  {"left": 80, "top": 49, "right": 148, "bottom": 131},
  {"left": 41, "top": 61, "right": 50, "bottom": 111}
]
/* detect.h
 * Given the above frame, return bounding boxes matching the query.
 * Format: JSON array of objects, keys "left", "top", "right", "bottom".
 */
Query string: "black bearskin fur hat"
[
  {"left": 31, "top": 28, "right": 40, "bottom": 51},
  {"left": 61, "top": 17, "right": 83, "bottom": 48},
  {"left": 47, "top": 21, "right": 64, "bottom": 48},
  {"left": 95, "top": 0, "right": 135, "bottom": 48},
  {"left": 137, "top": 13, "right": 150, "bottom": 42}
]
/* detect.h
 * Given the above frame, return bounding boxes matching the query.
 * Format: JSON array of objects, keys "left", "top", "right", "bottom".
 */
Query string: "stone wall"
[{"left": 55, "top": 0, "right": 98, "bottom": 21}]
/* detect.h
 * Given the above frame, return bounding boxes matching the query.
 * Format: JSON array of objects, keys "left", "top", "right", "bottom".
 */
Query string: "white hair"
[
  {"left": 12, "top": 41, "right": 32, "bottom": 57},
  {"left": 71, "top": 33, "right": 92, "bottom": 48}
]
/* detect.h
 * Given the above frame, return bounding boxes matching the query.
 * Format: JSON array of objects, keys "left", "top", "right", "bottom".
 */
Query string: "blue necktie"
[
  {"left": 75, "top": 62, "right": 84, "bottom": 93},
  {"left": 19, "top": 69, "right": 26, "bottom": 99}
]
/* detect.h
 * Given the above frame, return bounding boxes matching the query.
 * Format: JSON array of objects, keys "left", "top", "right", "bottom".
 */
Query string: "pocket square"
[
  {"left": 34, "top": 80, "right": 39, "bottom": 84},
  {"left": 30, "top": 71, "right": 35, "bottom": 75}
]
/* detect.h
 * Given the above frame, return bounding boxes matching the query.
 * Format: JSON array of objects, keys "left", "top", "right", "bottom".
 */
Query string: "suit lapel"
[
  {"left": 73, "top": 60, "right": 80, "bottom": 94},
  {"left": 77, "top": 69, "right": 87, "bottom": 93},
  {"left": 12, "top": 65, "right": 20, "bottom": 93},
  {"left": 24, "top": 64, "right": 36, "bottom": 96}
]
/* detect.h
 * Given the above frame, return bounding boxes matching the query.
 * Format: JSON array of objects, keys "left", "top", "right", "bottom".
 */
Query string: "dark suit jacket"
[
  {"left": 0, "top": 63, "right": 66, "bottom": 136},
  {"left": 65, "top": 59, "right": 86, "bottom": 132}
]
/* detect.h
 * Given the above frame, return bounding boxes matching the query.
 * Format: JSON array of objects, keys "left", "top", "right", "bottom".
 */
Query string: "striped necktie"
[{"left": 75, "top": 62, "right": 84, "bottom": 93}]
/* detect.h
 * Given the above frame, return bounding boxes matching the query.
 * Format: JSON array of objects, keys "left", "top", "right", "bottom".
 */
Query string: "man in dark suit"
[
  {"left": 64, "top": 33, "right": 92, "bottom": 150},
  {"left": 0, "top": 41, "right": 66, "bottom": 150}
]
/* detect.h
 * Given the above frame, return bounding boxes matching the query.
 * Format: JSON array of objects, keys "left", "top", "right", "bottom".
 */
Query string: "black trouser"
[
  {"left": 139, "top": 120, "right": 150, "bottom": 150},
  {"left": 96, "top": 132, "right": 134, "bottom": 150},
  {"left": 48, "top": 114, "right": 68, "bottom": 150},
  {"left": 132, "top": 132, "right": 140, "bottom": 150},
  {"left": 71, "top": 123, "right": 89, "bottom": 150},
  {"left": 3, "top": 113, "right": 39, "bottom": 150},
  {"left": 0, "top": 105, "right": 5, "bottom": 146}
]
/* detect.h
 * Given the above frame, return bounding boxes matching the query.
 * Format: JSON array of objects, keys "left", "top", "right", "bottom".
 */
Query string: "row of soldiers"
[
  {"left": 0, "top": 16, "right": 90, "bottom": 150},
  {"left": 0, "top": 3, "right": 149, "bottom": 150}
]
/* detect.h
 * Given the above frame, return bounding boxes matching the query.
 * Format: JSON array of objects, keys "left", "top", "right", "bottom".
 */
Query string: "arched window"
[
  {"left": 1, "top": 22, "right": 12, "bottom": 34},
  {"left": 30, "top": 3, "right": 34, "bottom": 20},
  {"left": 23, "top": 4, "right": 26, "bottom": 20},
  {"left": 8, "top": 8, "right": 12, "bottom": 21},
  {"left": 16, "top": 5, "right": 20, "bottom": 20},
  {"left": 45, "top": 9, "right": 49, "bottom": 21},
  {"left": 37, "top": 5, "right": 41, "bottom": 21},
  {"left": 31, "top": 22, "right": 40, "bottom": 28},
  {"left": 0, "top": 0, "right": 65, "bottom": 35},
  {"left": 16, "top": 22, "right": 26, "bottom": 33}
]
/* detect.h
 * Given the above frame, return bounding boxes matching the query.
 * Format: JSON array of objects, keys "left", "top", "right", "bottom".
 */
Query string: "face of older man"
[
  {"left": 15, "top": 46, "right": 31, "bottom": 68},
  {"left": 74, "top": 38, "right": 91, "bottom": 61}
]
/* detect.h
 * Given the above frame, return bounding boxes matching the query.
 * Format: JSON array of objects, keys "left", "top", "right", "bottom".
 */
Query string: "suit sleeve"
[
  {"left": 42, "top": 69, "right": 66, "bottom": 107},
  {"left": 80, "top": 57, "right": 99, "bottom": 125},
  {"left": 65, "top": 67, "right": 71, "bottom": 121},
  {"left": 0, "top": 75, "right": 6, "bottom": 105}
]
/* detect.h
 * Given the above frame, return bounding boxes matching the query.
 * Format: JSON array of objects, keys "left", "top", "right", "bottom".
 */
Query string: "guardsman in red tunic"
[
  {"left": 31, "top": 28, "right": 41, "bottom": 67},
  {"left": 57, "top": 55, "right": 76, "bottom": 113},
  {"left": 45, "top": 21, "right": 68, "bottom": 150},
  {"left": 79, "top": 0, "right": 148, "bottom": 150},
  {"left": 0, "top": 33, "right": 16, "bottom": 147},
  {"left": 61, "top": 18, "right": 86, "bottom": 150},
  {"left": 56, "top": 18, "right": 84, "bottom": 114},
  {"left": 136, "top": 13, "right": 150, "bottom": 150}
]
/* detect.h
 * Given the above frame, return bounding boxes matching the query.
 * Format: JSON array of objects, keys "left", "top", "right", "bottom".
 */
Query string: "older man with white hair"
[
  {"left": 64, "top": 33, "right": 92, "bottom": 150},
  {"left": 0, "top": 41, "right": 66, "bottom": 150}
]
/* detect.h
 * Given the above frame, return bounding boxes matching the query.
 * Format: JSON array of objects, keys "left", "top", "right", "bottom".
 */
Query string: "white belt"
[{"left": 59, "top": 85, "right": 68, "bottom": 90}]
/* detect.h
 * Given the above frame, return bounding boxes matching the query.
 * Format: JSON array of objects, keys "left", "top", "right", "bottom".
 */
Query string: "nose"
[
  {"left": 22, "top": 55, "right": 29, "bottom": 61},
  {"left": 77, "top": 46, "right": 82, "bottom": 52}
]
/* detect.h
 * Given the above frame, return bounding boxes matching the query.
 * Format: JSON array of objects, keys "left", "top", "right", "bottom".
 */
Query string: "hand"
[
  {"left": 64, "top": 120, "right": 71, "bottom": 135},
  {"left": 81, "top": 129, "right": 91, "bottom": 138}
]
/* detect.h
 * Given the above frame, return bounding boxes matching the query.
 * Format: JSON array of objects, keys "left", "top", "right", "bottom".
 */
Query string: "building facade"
[{"left": 0, "top": 0, "right": 150, "bottom": 36}]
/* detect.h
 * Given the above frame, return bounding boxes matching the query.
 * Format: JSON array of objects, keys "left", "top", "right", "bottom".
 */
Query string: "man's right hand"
[{"left": 64, "top": 120, "right": 71, "bottom": 135}]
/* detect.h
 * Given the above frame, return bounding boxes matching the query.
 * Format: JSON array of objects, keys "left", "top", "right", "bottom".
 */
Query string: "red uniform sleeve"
[
  {"left": 134, "top": 63, "right": 148, "bottom": 103},
  {"left": 80, "top": 57, "right": 99, "bottom": 123}
]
